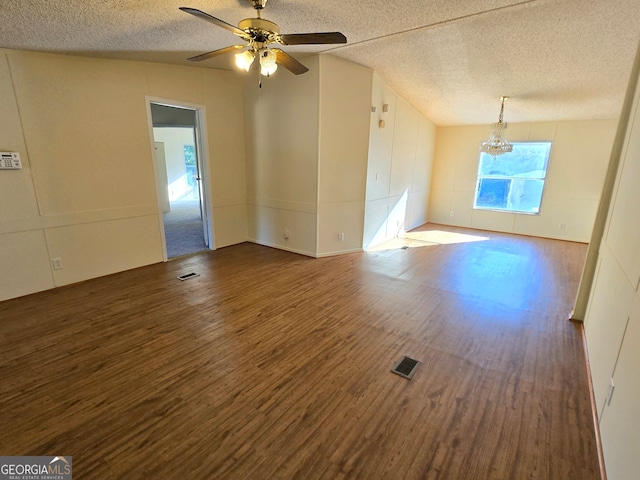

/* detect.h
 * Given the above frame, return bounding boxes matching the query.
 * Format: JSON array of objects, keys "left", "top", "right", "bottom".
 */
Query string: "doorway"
[{"left": 147, "top": 100, "right": 214, "bottom": 259}]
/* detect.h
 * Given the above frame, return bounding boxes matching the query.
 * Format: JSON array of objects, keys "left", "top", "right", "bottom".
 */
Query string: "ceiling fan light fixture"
[
  {"left": 235, "top": 49, "right": 255, "bottom": 72},
  {"left": 179, "top": 4, "right": 344, "bottom": 76},
  {"left": 259, "top": 48, "right": 278, "bottom": 76},
  {"left": 480, "top": 96, "right": 513, "bottom": 157}
]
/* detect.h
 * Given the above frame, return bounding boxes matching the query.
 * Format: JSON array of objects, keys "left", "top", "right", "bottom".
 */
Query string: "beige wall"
[
  {"left": 244, "top": 56, "right": 320, "bottom": 256},
  {"left": 244, "top": 55, "right": 433, "bottom": 257},
  {"left": 584, "top": 49, "right": 640, "bottom": 479},
  {"left": 0, "top": 49, "right": 247, "bottom": 301},
  {"left": 317, "top": 55, "right": 372, "bottom": 257},
  {"left": 429, "top": 119, "right": 617, "bottom": 242},
  {"left": 363, "top": 74, "right": 437, "bottom": 249},
  {"left": 245, "top": 55, "right": 374, "bottom": 258}
]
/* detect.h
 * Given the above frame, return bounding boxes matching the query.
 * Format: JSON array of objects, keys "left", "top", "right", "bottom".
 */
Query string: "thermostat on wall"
[{"left": 0, "top": 152, "right": 22, "bottom": 169}]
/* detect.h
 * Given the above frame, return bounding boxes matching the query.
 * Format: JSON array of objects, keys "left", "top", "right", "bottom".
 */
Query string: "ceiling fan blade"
[
  {"left": 279, "top": 32, "right": 347, "bottom": 46},
  {"left": 179, "top": 7, "right": 246, "bottom": 36},
  {"left": 272, "top": 49, "right": 309, "bottom": 75},
  {"left": 187, "top": 45, "right": 245, "bottom": 62}
]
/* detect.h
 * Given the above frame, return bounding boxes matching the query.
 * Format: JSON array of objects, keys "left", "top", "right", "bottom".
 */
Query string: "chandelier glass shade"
[{"left": 480, "top": 96, "right": 513, "bottom": 157}]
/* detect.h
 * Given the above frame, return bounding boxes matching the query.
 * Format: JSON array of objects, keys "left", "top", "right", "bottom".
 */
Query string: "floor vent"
[
  {"left": 177, "top": 272, "right": 200, "bottom": 281},
  {"left": 391, "top": 355, "right": 421, "bottom": 379}
]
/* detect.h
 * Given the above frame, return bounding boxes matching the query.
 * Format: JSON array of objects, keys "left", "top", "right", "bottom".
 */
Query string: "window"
[
  {"left": 474, "top": 142, "right": 551, "bottom": 214},
  {"left": 184, "top": 144, "right": 197, "bottom": 187}
]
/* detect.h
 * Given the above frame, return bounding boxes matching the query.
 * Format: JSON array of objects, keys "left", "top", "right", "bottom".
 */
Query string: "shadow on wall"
[{"left": 364, "top": 190, "right": 409, "bottom": 249}]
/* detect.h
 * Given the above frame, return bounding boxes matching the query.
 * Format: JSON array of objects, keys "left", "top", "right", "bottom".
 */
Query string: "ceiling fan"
[{"left": 179, "top": 0, "right": 347, "bottom": 76}]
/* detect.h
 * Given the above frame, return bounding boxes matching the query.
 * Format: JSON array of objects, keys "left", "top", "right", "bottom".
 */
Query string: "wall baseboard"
[
  {"left": 246, "top": 238, "right": 315, "bottom": 258},
  {"left": 315, "top": 248, "right": 363, "bottom": 258}
]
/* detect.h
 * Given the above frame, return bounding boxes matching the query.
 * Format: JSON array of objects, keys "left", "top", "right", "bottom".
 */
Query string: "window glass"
[{"left": 474, "top": 142, "right": 551, "bottom": 214}]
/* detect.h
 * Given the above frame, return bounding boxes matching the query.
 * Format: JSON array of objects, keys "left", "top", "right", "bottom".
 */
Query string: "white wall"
[
  {"left": 429, "top": 119, "right": 617, "bottom": 242},
  {"left": 363, "top": 74, "right": 437, "bottom": 249},
  {"left": 152, "top": 127, "right": 195, "bottom": 200},
  {"left": 0, "top": 49, "right": 247, "bottom": 301},
  {"left": 583, "top": 46, "right": 640, "bottom": 479}
]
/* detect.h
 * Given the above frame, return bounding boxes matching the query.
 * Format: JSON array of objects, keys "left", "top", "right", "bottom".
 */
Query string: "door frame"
[{"left": 145, "top": 96, "right": 216, "bottom": 261}]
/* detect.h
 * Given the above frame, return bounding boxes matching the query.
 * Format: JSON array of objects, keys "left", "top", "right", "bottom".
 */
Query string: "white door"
[
  {"left": 154, "top": 142, "right": 170, "bottom": 213},
  {"left": 193, "top": 121, "right": 209, "bottom": 247}
]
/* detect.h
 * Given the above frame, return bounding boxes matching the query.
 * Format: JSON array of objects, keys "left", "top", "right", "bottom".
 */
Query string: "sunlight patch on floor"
[
  {"left": 404, "top": 230, "right": 490, "bottom": 245},
  {"left": 366, "top": 230, "right": 490, "bottom": 252}
]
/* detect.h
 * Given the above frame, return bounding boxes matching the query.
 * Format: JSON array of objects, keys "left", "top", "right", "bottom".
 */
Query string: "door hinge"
[{"left": 605, "top": 378, "right": 615, "bottom": 406}]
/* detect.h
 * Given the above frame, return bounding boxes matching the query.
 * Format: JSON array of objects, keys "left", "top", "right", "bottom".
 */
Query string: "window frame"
[{"left": 473, "top": 141, "right": 552, "bottom": 215}]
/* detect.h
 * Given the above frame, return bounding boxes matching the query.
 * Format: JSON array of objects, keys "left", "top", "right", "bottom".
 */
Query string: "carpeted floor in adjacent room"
[{"left": 163, "top": 199, "right": 207, "bottom": 258}]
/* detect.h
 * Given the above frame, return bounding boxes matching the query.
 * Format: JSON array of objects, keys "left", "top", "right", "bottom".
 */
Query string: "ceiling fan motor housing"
[
  {"left": 249, "top": 0, "right": 268, "bottom": 9},
  {"left": 238, "top": 17, "right": 280, "bottom": 43}
]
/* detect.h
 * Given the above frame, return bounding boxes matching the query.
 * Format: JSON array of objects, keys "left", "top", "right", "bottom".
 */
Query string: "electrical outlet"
[
  {"left": 450, "top": 211, "right": 455, "bottom": 217},
  {"left": 338, "top": 232, "right": 345, "bottom": 242},
  {"left": 559, "top": 223, "right": 566, "bottom": 230},
  {"left": 52, "top": 258, "right": 63, "bottom": 270},
  {"left": 283, "top": 230, "right": 290, "bottom": 240}
]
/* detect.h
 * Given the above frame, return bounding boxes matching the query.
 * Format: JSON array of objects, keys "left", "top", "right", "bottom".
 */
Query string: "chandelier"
[{"left": 480, "top": 96, "right": 513, "bottom": 157}]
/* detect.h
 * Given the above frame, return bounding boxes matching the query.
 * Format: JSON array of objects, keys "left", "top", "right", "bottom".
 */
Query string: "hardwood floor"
[{"left": 0, "top": 224, "right": 600, "bottom": 479}]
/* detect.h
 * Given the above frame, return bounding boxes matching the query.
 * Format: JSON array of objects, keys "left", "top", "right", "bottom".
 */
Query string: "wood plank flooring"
[{"left": 0, "top": 224, "right": 600, "bottom": 479}]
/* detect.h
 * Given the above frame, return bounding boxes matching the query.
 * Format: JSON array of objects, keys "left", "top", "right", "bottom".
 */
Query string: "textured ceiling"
[{"left": 1, "top": 0, "right": 639, "bottom": 125}]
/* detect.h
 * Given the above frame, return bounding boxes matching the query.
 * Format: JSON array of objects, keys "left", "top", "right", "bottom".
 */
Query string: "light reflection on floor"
[{"left": 366, "top": 229, "right": 490, "bottom": 252}]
